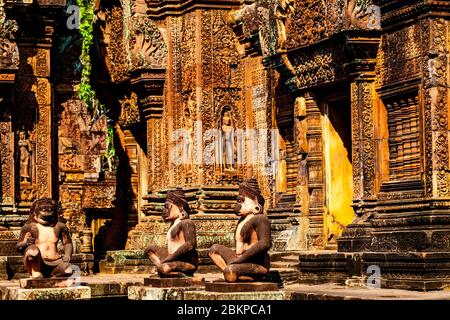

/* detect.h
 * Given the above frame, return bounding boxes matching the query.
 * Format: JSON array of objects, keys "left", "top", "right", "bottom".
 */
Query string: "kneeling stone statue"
[
  {"left": 209, "top": 178, "right": 271, "bottom": 282},
  {"left": 145, "top": 188, "right": 198, "bottom": 277},
  {"left": 16, "top": 198, "right": 74, "bottom": 278}
]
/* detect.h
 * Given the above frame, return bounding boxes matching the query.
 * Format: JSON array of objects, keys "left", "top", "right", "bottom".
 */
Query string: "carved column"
[
  {"left": 0, "top": 5, "right": 18, "bottom": 208},
  {"left": 130, "top": 70, "right": 166, "bottom": 195},
  {"left": 35, "top": 62, "right": 52, "bottom": 199},
  {"left": 293, "top": 97, "right": 309, "bottom": 214},
  {"left": 345, "top": 33, "right": 380, "bottom": 206},
  {"left": 421, "top": 18, "right": 450, "bottom": 199},
  {"left": 350, "top": 79, "right": 376, "bottom": 202},
  {"left": 304, "top": 92, "right": 325, "bottom": 247},
  {"left": 15, "top": 12, "right": 60, "bottom": 202}
]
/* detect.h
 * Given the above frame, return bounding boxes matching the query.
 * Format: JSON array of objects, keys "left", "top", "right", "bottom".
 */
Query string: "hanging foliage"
[
  {"left": 77, "top": 0, "right": 116, "bottom": 172},
  {"left": 77, "top": 0, "right": 96, "bottom": 109}
]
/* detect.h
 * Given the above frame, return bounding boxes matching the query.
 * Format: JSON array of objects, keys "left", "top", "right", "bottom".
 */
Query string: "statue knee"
[
  {"left": 64, "top": 264, "right": 73, "bottom": 276},
  {"left": 25, "top": 246, "right": 40, "bottom": 260},
  {"left": 159, "top": 263, "right": 172, "bottom": 275},
  {"left": 223, "top": 266, "right": 237, "bottom": 283},
  {"left": 209, "top": 244, "right": 221, "bottom": 256},
  {"left": 144, "top": 246, "right": 153, "bottom": 255}
]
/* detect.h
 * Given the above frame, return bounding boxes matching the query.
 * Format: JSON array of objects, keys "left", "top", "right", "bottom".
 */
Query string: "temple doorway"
[{"left": 322, "top": 94, "right": 354, "bottom": 246}]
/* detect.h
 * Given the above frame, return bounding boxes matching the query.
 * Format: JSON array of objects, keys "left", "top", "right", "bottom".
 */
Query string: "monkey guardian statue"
[
  {"left": 16, "top": 198, "right": 74, "bottom": 278},
  {"left": 209, "top": 178, "right": 271, "bottom": 282},
  {"left": 144, "top": 188, "right": 198, "bottom": 277}
]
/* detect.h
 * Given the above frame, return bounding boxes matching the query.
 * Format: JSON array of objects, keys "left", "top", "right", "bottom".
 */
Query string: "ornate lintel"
[
  {"left": 374, "top": 0, "right": 450, "bottom": 29},
  {"left": 146, "top": 0, "right": 243, "bottom": 18}
]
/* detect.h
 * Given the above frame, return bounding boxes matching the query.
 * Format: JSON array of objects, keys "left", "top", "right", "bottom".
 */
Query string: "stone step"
[
  {"left": 278, "top": 255, "right": 300, "bottom": 262},
  {"left": 269, "top": 251, "right": 301, "bottom": 261},
  {"left": 266, "top": 268, "right": 300, "bottom": 287},
  {"left": 270, "top": 261, "right": 299, "bottom": 269},
  {"left": 99, "top": 261, "right": 156, "bottom": 275}
]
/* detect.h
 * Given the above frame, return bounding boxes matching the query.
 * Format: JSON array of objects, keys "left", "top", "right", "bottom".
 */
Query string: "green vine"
[
  {"left": 77, "top": 0, "right": 115, "bottom": 171},
  {"left": 77, "top": 0, "right": 96, "bottom": 110},
  {"left": 103, "top": 123, "right": 116, "bottom": 172}
]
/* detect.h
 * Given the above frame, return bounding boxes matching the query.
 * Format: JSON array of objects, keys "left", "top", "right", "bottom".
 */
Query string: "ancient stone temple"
[{"left": 1, "top": 0, "right": 450, "bottom": 296}]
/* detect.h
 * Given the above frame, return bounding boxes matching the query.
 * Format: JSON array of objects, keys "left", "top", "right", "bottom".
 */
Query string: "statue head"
[
  {"left": 222, "top": 111, "right": 232, "bottom": 126},
  {"left": 28, "top": 198, "right": 58, "bottom": 226},
  {"left": 162, "top": 188, "right": 190, "bottom": 222},
  {"left": 234, "top": 177, "right": 265, "bottom": 216}
]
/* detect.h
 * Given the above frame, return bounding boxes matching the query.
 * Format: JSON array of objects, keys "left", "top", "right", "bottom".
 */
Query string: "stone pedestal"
[
  {"left": 128, "top": 286, "right": 202, "bottom": 300},
  {"left": 5, "top": 286, "right": 91, "bottom": 300},
  {"left": 128, "top": 275, "right": 206, "bottom": 300},
  {"left": 20, "top": 277, "right": 78, "bottom": 289},
  {"left": 144, "top": 276, "right": 204, "bottom": 287},
  {"left": 205, "top": 280, "right": 279, "bottom": 293}
]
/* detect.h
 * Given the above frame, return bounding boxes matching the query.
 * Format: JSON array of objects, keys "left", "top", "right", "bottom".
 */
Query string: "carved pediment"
[{"left": 129, "top": 15, "right": 168, "bottom": 71}]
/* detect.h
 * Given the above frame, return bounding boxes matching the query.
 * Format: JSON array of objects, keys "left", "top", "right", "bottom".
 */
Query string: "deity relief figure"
[
  {"left": 16, "top": 198, "right": 74, "bottom": 278},
  {"left": 183, "top": 100, "right": 195, "bottom": 172},
  {"left": 18, "top": 129, "right": 32, "bottom": 183},
  {"left": 144, "top": 189, "right": 198, "bottom": 277},
  {"left": 274, "top": 0, "right": 295, "bottom": 51},
  {"left": 219, "top": 108, "right": 237, "bottom": 171},
  {"left": 209, "top": 178, "right": 271, "bottom": 282}
]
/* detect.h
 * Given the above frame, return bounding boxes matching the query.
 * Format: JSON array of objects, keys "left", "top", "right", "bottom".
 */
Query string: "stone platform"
[
  {"left": 0, "top": 274, "right": 144, "bottom": 300},
  {"left": 129, "top": 276, "right": 206, "bottom": 300},
  {"left": 181, "top": 279, "right": 283, "bottom": 300},
  {"left": 3, "top": 285, "right": 91, "bottom": 300},
  {"left": 3, "top": 273, "right": 450, "bottom": 300},
  {"left": 184, "top": 290, "right": 285, "bottom": 300},
  {"left": 128, "top": 286, "right": 204, "bottom": 300}
]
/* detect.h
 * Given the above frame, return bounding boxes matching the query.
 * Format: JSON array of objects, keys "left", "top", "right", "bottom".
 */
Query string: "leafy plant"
[
  {"left": 77, "top": 0, "right": 95, "bottom": 109},
  {"left": 77, "top": 0, "right": 115, "bottom": 171}
]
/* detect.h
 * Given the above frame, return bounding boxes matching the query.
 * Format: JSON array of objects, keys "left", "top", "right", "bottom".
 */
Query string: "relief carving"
[
  {"left": 0, "top": 6, "right": 19, "bottom": 70},
  {"left": 129, "top": 15, "right": 168, "bottom": 71}
]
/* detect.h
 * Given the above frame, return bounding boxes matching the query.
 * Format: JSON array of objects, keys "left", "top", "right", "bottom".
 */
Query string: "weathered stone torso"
[
  {"left": 35, "top": 224, "right": 61, "bottom": 261},
  {"left": 167, "top": 219, "right": 184, "bottom": 255},
  {"left": 235, "top": 214, "right": 258, "bottom": 255}
]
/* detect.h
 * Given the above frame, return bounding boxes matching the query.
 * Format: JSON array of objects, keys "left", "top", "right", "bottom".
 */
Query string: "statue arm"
[
  {"left": 59, "top": 224, "right": 73, "bottom": 262},
  {"left": 231, "top": 216, "right": 271, "bottom": 264},
  {"left": 162, "top": 221, "right": 196, "bottom": 263},
  {"left": 16, "top": 224, "right": 33, "bottom": 253}
]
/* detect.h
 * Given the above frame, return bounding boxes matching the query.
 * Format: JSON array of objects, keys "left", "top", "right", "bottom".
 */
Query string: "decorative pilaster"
[
  {"left": 0, "top": 4, "right": 18, "bottom": 206},
  {"left": 304, "top": 93, "right": 324, "bottom": 247},
  {"left": 421, "top": 18, "right": 449, "bottom": 198},
  {"left": 350, "top": 80, "right": 377, "bottom": 202}
]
